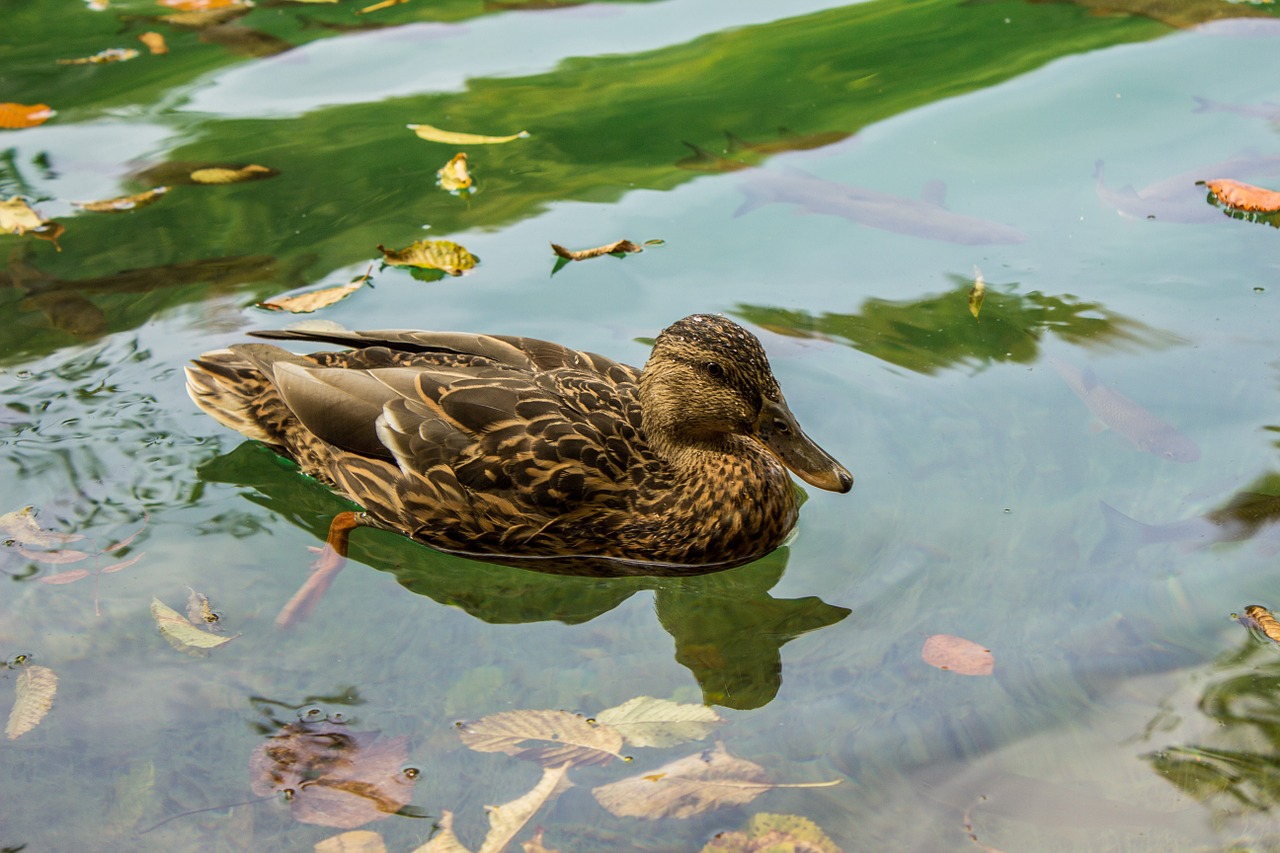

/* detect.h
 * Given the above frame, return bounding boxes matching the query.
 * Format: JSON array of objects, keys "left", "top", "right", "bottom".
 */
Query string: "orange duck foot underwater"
[{"left": 185, "top": 314, "right": 852, "bottom": 575}]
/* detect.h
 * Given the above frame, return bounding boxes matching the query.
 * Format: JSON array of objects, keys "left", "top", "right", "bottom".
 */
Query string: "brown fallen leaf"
[
  {"left": 21, "top": 292, "right": 106, "bottom": 337},
  {"left": 258, "top": 280, "right": 365, "bottom": 313},
  {"left": 29, "top": 221, "right": 65, "bottom": 251},
  {"left": 250, "top": 720, "right": 417, "bottom": 828},
  {"left": 6, "top": 663, "right": 57, "bottom": 740},
  {"left": 457, "top": 709, "right": 623, "bottom": 767},
  {"left": 190, "top": 164, "right": 278, "bottom": 184},
  {"left": 315, "top": 829, "right": 389, "bottom": 853},
  {"left": 550, "top": 239, "right": 644, "bottom": 261},
  {"left": 0, "top": 103, "right": 56, "bottom": 129},
  {"left": 701, "top": 812, "right": 842, "bottom": 853},
  {"left": 410, "top": 810, "right": 470, "bottom": 853},
  {"left": 357, "top": 0, "right": 410, "bottom": 13},
  {"left": 592, "top": 742, "right": 840, "bottom": 819},
  {"left": 594, "top": 696, "right": 722, "bottom": 748},
  {"left": 921, "top": 634, "right": 994, "bottom": 676},
  {"left": 377, "top": 239, "right": 477, "bottom": 276},
  {"left": 152, "top": 596, "right": 237, "bottom": 656},
  {"left": 1237, "top": 604, "right": 1280, "bottom": 643},
  {"left": 968, "top": 266, "right": 985, "bottom": 320},
  {"left": 57, "top": 48, "right": 140, "bottom": 65},
  {"left": 139, "top": 32, "right": 169, "bottom": 54},
  {"left": 478, "top": 763, "right": 572, "bottom": 853},
  {"left": 74, "top": 186, "right": 169, "bottom": 212},
  {"left": 408, "top": 123, "right": 529, "bottom": 145},
  {"left": 1, "top": 197, "right": 47, "bottom": 235},
  {"left": 437, "top": 153, "right": 472, "bottom": 193},
  {"left": 1201, "top": 178, "right": 1280, "bottom": 213}
]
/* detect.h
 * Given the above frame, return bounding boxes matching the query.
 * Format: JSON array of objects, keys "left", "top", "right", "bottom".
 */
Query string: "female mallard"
[{"left": 186, "top": 314, "right": 851, "bottom": 574}]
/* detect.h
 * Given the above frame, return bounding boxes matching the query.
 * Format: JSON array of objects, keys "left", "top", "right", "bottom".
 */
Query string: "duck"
[{"left": 185, "top": 314, "right": 852, "bottom": 575}]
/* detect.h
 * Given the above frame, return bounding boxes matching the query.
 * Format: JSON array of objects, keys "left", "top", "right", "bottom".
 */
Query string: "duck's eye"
[
  {"left": 772, "top": 419, "right": 791, "bottom": 435},
  {"left": 704, "top": 362, "right": 724, "bottom": 379}
]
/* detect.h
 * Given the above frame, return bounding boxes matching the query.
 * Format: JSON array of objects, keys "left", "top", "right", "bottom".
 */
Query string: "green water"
[{"left": 4, "top": 0, "right": 1280, "bottom": 849}]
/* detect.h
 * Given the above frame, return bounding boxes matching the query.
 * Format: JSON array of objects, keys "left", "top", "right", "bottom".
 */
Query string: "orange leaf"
[
  {"left": 158, "top": 0, "right": 243, "bottom": 9},
  {"left": 1202, "top": 178, "right": 1280, "bottom": 213},
  {"left": 139, "top": 32, "right": 169, "bottom": 55},
  {"left": 0, "top": 103, "right": 56, "bottom": 130},
  {"left": 922, "top": 634, "right": 994, "bottom": 676}
]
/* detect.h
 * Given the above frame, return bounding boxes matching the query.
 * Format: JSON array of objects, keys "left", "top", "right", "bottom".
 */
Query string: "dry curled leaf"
[
  {"left": 315, "top": 829, "right": 388, "bottom": 853},
  {"left": 594, "top": 696, "right": 722, "bottom": 748},
  {"left": 139, "top": 32, "right": 169, "bottom": 54},
  {"left": 0, "top": 103, "right": 56, "bottom": 129},
  {"left": 377, "top": 239, "right": 476, "bottom": 276},
  {"left": 437, "top": 153, "right": 472, "bottom": 192},
  {"left": 408, "top": 123, "right": 529, "bottom": 145},
  {"left": 151, "top": 596, "right": 237, "bottom": 656},
  {"left": 478, "top": 763, "right": 572, "bottom": 853},
  {"left": 457, "top": 709, "right": 623, "bottom": 767},
  {"left": 74, "top": 186, "right": 169, "bottom": 212},
  {"left": 592, "top": 742, "right": 840, "bottom": 820},
  {"left": 411, "top": 810, "right": 470, "bottom": 853},
  {"left": 57, "top": 48, "right": 139, "bottom": 65},
  {"left": 1, "top": 197, "right": 47, "bottom": 235},
  {"left": 922, "top": 634, "right": 994, "bottom": 676},
  {"left": 259, "top": 280, "right": 365, "bottom": 313},
  {"left": 968, "top": 266, "right": 985, "bottom": 320},
  {"left": 701, "top": 812, "right": 842, "bottom": 853},
  {"left": 190, "top": 164, "right": 277, "bottom": 184},
  {"left": 1202, "top": 178, "right": 1280, "bottom": 213},
  {"left": 6, "top": 664, "right": 57, "bottom": 740},
  {"left": 550, "top": 238, "right": 661, "bottom": 261},
  {"left": 1237, "top": 604, "right": 1280, "bottom": 643}
]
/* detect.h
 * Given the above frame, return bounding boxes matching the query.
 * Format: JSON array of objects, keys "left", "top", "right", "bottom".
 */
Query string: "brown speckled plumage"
[{"left": 185, "top": 315, "right": 851, "bottom": 574}]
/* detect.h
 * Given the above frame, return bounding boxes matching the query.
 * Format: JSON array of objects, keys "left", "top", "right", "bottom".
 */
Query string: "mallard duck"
[{"left": 186, "top": 314, "right": 851, "bottom": 574}]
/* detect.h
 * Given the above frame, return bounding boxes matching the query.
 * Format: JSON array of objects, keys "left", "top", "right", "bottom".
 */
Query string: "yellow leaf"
[
  {"left": 0, "top": 103, "right": 56, "bottom": 129},
  {"left": 408, "top": 123, "right": 529, "bottom": 145},
  {"left": 968, "top": 266, "right": 985, "bottom": 320},
  {"left": 700, "top": 813, "right": 842, "bottom": 853},
  {"left": 315, "top": 830, "right": 388, "bottom": 853},
  {"left": 356, "top": 0, "right": 409, "bottom": 13},
  {"left": 189, "top": 164, "right": 277, "bottom": 184},
  {"left": 258, "top": 280, "right": 365, "bottom": 313},
  {"left": 6, "top": 664, "right": 57, "bottom": 740},
  {"left": 377, "top": 239, "right": 477, "bottom": 276},
  {"left": 151, "top": 596, "right": 237, "bottom": 656},
  {"left": 0, "top": 197, "right": 46, "bottom": 235},
  {"left": 478, "top": 763, "right": 572, "bottom": 853},
  {"left": 550, "top": 238, "right": 658, "bottom": 261},
  {"left": 410, "top": 810, "right": 472, "bottom": 853},
  {"left": 1202, "top": 178, "right": 1280, "bottom": 213},
  {"left": 437, "top": 152, "right": 472, "bottom": 192},
  {"left": 594, "top": 696, "right": 722, "bottom": 748},
  {"left": 57, "top": 48, "right": 139, "bottom": 65},
  {"left": 457, "top": 709, "right": 623, "bottom": 767},
  {"left": 1240, "top": 604, "right": 1280, "bottom": 643},
  {"left": 139, "top": 32, "right": 169, "bottom": 54},
  {"left": 74, "top": 186, "right": 169, "bottom": 212},
  {"left": 0, "top": 505, "right": 85, "bottom": 548}
]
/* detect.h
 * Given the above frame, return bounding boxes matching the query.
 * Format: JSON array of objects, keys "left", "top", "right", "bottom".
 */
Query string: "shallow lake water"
[{"left": 4, "top": 0, "right": 1280, "bottom": 850}]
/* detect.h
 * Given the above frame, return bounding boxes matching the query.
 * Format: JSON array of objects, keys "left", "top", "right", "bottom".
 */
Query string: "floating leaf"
[
  {"left": 139, "top": 32, "right": 169, "bottom": 54},
  {"left": 159, "top": 5, "right": 250, "bottom": 25},
  {"left": 594, "top": 696, "right": 722, "bottom": 748},
  {"left": 550, "top": 239, "right": 645, "bottom": 261},
  {"left": 1202, "top": 178, "right": 1280, "bottom": 213},
  {"left": 151, "top": 596, "right": 237, "bottom": 656},
  {"left": 921, "top": 634, "right": 994, "bottom": 676},
  {"left": 186, "top": 587, "right": 223, "bottom": 630},
  {"left": 0, "top": 103, "right": 56, "bottom": 130},
  {"left": 411, "top": 810, "right": 471, "bottom": 853},
  {"left": 30, "top": 221, "right": 64, "bottom": 251},
  {"left": 250, "top": 720, "right": 416, "bottom": 828},
  {"left": 377, "top": 239, "right": 476, "bottom": 276},
  {"left": 57, "top": 48, "right": 139, "bottom": 65},
  {"left": 478, "top": 763, "right": 572, "bottom": 853},
  {"left": 357, "top": 0, "right": 409, "bottom": 12},
  {"left": 408, "top": 124, "right": 529, "bottom": 145},
  {"left": 968, "top": 266, "right": 985, "bottom": 320},
  {"left": 315, "top": 829, "right": 389, "bottom": 853},
  {"left": 437, "top": 153, "right": 472, "bottom": 192},
  {"left": 1, "top": 197, "right": 46, "bottom": 235},
  {"left": 190, "top": 164, "right": 278, "bottom": 184},
  {"left": 0, "top": 506, "right": 84, "bottom": 547},
  {"left": 457, "top": 709, "right": 623, "bottom": 767},
  {"left": 37, "top": 568, "right": 91, "bottom": 584},
  {"left": 74, "top": 186, "right": 169, "bottom": 212},
  {"left": 701, "top": 813, "right": 842, "bottom": 853},
  {"left": 6, "top": 664, "right": 57, "bottom": 740},
  {"left": 259, "top": 280, "right": 365, "bottom": 313},
  {"left": 1237, "top": 604, "right": 1280, "bottom": 643},
  {"left": 592, "top": 742, "right": 840, "bottom": 819}
]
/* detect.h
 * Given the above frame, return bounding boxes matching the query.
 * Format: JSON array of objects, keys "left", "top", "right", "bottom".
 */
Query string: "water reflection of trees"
[
  {"left": 200, "top": 443, "right": 851, "bottom": 710},
  {"left": 733, "top": 276, "right": 1183, "bottom": 375}
]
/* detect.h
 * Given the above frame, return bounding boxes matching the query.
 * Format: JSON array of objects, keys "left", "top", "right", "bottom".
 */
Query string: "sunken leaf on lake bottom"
[
  {"left": 701, "top": 812, "right": 842, "bottom": 853},
  {"left": 5, "top": 663, "right": 57, "bottom": 740},
  {"left": 592, "top": 742, "right": 839, "bottom": 819},
  {"left": 594, "top": 696, "right": 722, "bottom": 748},
  {"left": 456, "top": 709, "right": 623, "bottom": 767},
  {"left": 250, "top": 720, "right": 417, "bottom": 829},
  {"left": 151, "top": 596, "right": 237, "bottom": 656}
]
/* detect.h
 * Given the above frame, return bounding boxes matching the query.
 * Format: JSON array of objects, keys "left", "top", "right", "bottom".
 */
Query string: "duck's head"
[{"left": 639, "top": 314, "right": 853, "bottom": 493}]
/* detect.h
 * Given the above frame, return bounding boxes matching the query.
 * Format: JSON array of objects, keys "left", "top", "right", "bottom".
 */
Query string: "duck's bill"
[{"left": 754, "top": 400, "right": 853, "bottom": 493}]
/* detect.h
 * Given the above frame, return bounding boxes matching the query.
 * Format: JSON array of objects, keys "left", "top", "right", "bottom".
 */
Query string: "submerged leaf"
[
  {"left": 74, "top": 186, "right": 169, "bottom": 212},
  {"left": 968, "top": 266, "right": 986, "bottom": 320},
  {"left": 550, "top": 239, "right": 649, "bottom": 261},
  {"left": 478, "top": 763, "right": 572, "bottom": 853},
  {"left": 99, "top": 553, "right": 144, "bottom": 574},
  {"left": 57, "top": 48, "right": 140, "bottom": 65},
  {"left": 19, "top": 545, "right": 90, "bottom": 565},
  {"left": 151, "top": 597, "right": 237, "bottom": 656},
  {"left": 1, "top": 197, "right": 47, "bottom": 235},
  {"left": 437, "top": 153, "right": 473, "bottom": 192},
  {"left": 1202, "top": 178, "right": 1280, "bottom": 213},
  {"left": 408, "top": 124, "right": 529, "bottom": 145},
  {"left": 139, "top": 32, "right": 169, "bottom": 54},
  {"left": 377, "top": 240, "right": 476, "bottom": 276},
  {"left": 701, "top": 812, "right": 842, "bottom": 853},
  {"left": 520, "top": 828, "right": 560, "bottom": 853},
  {"left": 594, "top": 696, "right": 722, "bottom": 748},
  {"left": 411, "top": 810, "right": 471, "bottom": 853},
  {"left": 0, "top": 506, "right": 85, "bottom": 548},
  {"left": 6, "top": 664, "right": 57, "bottom": 740},
  {"left": 186, "top": 587, "right": 223, "bottom": 630},
  {"left": 592, "top": 742, "right": 840, "bottom": 819},
  {"left": 36, "top": 567, "right": 91, "bottom": 584},
  {"left": 0, "top": 103, "right": 56, "bottom": 129},
  {"left": 315, "top": 829, "right": 389, "bottom": 853},
  {"left": 458, "top": 709, "right": 624, "bottom": 767},
  {"left": 921, "top": 634, "right": 994, "bottom": 676},
  {"left": 259, "top": 280, "right": 365, "bottom": 313},
  {"left": 190, "top": 164, "right": 278, "bottom": 184}
]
